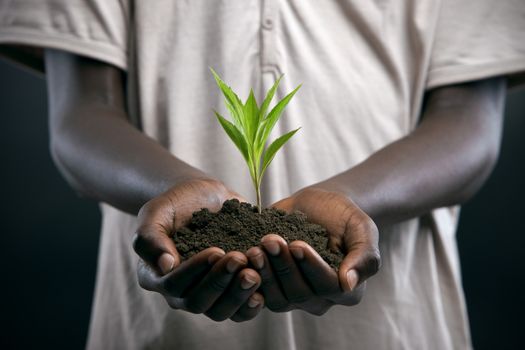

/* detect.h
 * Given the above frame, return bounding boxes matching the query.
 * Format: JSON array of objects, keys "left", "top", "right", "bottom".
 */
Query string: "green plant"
[{"left": 210, "top": 68, "right": 301, "bottom": 213}]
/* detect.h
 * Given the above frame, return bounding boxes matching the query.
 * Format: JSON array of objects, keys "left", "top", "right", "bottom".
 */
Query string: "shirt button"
[{"left": 263, "top": 18, "right": 274, "bottom": 30}]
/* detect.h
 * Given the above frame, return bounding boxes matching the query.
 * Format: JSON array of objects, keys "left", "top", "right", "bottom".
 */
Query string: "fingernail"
[
  {"left": 251, "top": 254, "right": 264, "bottom": 269},
  {"left": 290, "top": 247, "right": 304, "bottom": 260},
  {"left": 158, "top": 253, "right": 175, "bottom": 275},
  {"left": 263, "top": 241, "right": 280, "bottom": 256},
  {"left": 241, "top": 275, "right": 257, "bottom": 290},
  {"left": 226, "top": 258, "right": 243, "bottom": 273},
  {"left": 208, "top": 253, "right": 224, "bottom": 265},
  {"left": 248, "top": 297, "right": 260, "bottom": 308},
  {"left": 346, "top": 269, "right": 359, "bottom": 291}
]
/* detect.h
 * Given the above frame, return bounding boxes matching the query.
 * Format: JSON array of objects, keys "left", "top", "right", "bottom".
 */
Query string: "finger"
[
  {"left": 137, "top": 262, "right": 198, "bottom": 311},
  {"left": 230, "top": 292, "right": 264, "bottom": 322},
  {"left": 161, "top": 247, "right": 225, "bottom": 298},
  {"left": 205, "top": 268, "right": 261, "bottom": 321},
  {"left": 184, "top": 252, "right": 247, "bottom": 314},
  {"left": 137, "top": 258, "right": 163, "bottom": 292},
  {"left": 339, "top": 218, "right": 381, "bottom": 292},
  {"left": 246, "top": 246, "right": 290, "bottom": 312},
  {"left": 261, "top": 234, "right": 314, "bottom": 305},
  {"left": 163, "top": 296, "right": 186, "bottom": 310},
  {"left": 288, "top": 241, "right": 340, "bottom": 296},
  {"left": 133, "top": 197, "right": 180, "bottom": 275}
]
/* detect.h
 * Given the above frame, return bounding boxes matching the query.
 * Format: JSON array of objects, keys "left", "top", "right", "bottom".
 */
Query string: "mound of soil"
[{"left": 173, "top": 199, "right": 343, "bottom": 269}]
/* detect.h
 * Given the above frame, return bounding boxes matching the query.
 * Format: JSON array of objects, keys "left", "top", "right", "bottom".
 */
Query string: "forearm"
[
  {"left": 46, "top": 50, "right": 210, "bottom": 214},
  {"left": 50, "top": 106, "right": 208, "bottom": 214},
  {"left": 316, "top": 78, "right": 506, "bottom": 228}
]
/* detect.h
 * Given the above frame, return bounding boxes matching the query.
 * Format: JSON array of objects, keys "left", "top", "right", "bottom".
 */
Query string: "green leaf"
[
  {"left": 259, "top": 128, "right": 300, "bottom": 181},
  {"left": 256, "top": 84, "right": 301, "bottom": 154},
  {"left": 243, "top": 89, "right": 260, "bottom": 143},
  {"left": 210, "top": 68, "right": 245, "bottom": 131},
  {"left": 211, "top": 68, "right": 302, "bottom": 213},
  {"left": 224, "top": 98, "right": 243, "bottom": 130},
  {"left": 259, "top": 75, "right": 283, "bottom": 120},
  {"left": 214, "top": 111, "right": 252, "bottom": 170}
]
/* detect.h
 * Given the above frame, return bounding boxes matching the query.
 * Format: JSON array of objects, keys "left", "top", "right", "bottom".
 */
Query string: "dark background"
[{"left": 0, "top": 59, "right": 524, "bottom": 349}]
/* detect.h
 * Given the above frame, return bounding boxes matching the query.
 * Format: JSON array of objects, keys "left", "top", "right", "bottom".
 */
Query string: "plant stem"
[
  {"left": 256, "top": 181, "right": 262, "bottom": 214},
  {"left": 251, "top": 149, "right": 263, "bottom": 214}
]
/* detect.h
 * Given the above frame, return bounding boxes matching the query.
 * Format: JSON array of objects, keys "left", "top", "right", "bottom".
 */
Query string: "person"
[{"left": 1, "top": 1, "right": 524, "bottom": 349}]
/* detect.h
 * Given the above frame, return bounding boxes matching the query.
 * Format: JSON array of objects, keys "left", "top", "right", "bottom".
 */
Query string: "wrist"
[
  {"left": 308, "top": 177, "right": 380, "bottom": 225},
  {"left": 165, "top": 176, "right": 242, "bottom": 208}
]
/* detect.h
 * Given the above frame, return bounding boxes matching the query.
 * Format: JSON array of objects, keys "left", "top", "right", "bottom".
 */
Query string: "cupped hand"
[
  {"left": 132, "top": 178, "right": 264, "bottom": 322},
  {"left": 246, "top": 186, "right": 380, "bottom": 315}
]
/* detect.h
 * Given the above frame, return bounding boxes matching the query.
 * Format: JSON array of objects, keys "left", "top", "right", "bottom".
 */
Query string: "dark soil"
[{"left": 173, "top": 199, "right": 343, "bottom": 269}]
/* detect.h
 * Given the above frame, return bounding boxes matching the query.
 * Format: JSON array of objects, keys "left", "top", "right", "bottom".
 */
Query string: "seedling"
[{"left": 211, "top": 68, "right": 301, "bottom": 213}]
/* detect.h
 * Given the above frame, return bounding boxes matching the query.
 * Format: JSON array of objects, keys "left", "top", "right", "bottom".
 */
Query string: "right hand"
[
  {"left": 132, "top": 178, "right": 264, "bottom": 322},
  {"left": 246, "top": 187, "right": 380, "bottom": 315}
]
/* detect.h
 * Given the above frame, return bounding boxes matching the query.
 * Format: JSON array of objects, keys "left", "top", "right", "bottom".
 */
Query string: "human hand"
[
  {"left": 133, "top": 178, "right": 264, "bottom": 321},
  {"left": 246, "top": 187, "right": 380, "bottom": 315}
]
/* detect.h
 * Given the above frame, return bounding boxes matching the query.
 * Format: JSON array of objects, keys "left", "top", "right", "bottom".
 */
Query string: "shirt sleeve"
[
  {"left": 0, "top": 0, "right": 129, "bottom": 73},
  {"left": 427, "top": 0, "right": 525, "bottom": 89}
]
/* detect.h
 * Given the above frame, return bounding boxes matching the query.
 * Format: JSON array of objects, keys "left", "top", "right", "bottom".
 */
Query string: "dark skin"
[
  {"left": 45, "top": 49, "right": 505, "bottom": 320},
  {"left": 248, "top": 78, "right": 505, "bottom": 314}
]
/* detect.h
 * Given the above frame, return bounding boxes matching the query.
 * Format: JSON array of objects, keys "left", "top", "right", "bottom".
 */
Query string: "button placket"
[
  {"left": 262, "top": 17, "right": 274, "bottom": 30},
  {"left": 261, "top": 0, "right": 280, "bottom": 74}
]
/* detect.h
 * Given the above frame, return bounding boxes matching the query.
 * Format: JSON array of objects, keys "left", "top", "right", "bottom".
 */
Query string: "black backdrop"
[{"left": 0, "top": 59, "right": 524, "bottom": 349}]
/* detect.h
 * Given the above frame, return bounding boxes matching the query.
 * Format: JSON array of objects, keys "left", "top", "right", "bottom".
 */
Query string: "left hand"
[
  {"left": 133, "top": 178, "right": 264, "bottom": 322},
  {"left": 246, "top": 186, "right": 381, "bottom": 315}
]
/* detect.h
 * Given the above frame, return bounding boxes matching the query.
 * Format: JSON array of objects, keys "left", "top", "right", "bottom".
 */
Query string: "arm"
[
  {"left": 247, "top": 77, "right": 506, "bottom": 314},
  {"left": 45, "top": 49, "right": 264, "bottom": 321},
  {"left": 317, "top": 77, "right": 505, "bottom": 228},
  {"left": 46, "top": 49, "right": 206, "bottom": 214}
]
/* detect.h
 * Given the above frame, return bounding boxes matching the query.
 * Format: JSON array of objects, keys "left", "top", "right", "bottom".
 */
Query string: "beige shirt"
[{"left": 2, "top": 1, "right": 524, "bottom": 349}]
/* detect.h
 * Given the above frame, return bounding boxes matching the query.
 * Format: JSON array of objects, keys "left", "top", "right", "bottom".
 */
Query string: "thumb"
[
  {"left": 338, "top": 217, "right": 381, "bottom": 292},
  {"left": 338, "top": 243, "right": 381, "bottom": 292},
  {"left": 132, "top": 198, "right": 181, "bottom": 275}
]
